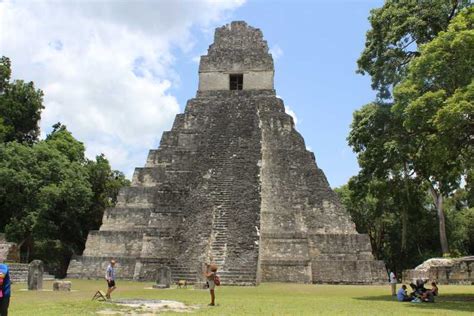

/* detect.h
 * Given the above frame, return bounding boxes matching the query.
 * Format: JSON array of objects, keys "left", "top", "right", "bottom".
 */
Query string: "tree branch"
[{"left": 448, "top": 0, "right": 459, "bottom": 22}]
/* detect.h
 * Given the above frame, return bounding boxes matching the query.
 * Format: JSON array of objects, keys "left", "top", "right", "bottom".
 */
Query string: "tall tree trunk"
[
  {"left": 429, "top": 185, "right": 450, "bottom": 255},
  {"left": 401, "top": 165, "right": 411, "bottom": 253},
  {"left": 401, "top": 208, "right": 408, "bottom": 252}
]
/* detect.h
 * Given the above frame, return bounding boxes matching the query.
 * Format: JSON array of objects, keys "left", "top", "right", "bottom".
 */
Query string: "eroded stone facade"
[
  {"left": 403, "top": 257, "right": 474, "bottom": 285},
  {"left": 68, "top": 21, "right": 386, "bottom": 285}
]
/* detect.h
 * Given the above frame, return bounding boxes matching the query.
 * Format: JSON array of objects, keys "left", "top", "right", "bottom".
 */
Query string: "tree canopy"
[
  {"left": 0, "top": 56, "right": 44, "bottom": 143},
  {"left": 357, "top": 0, "right": 470, "bottom": 99},
  {"left": 345, "top": 4, "right": 473, "bottom": 270}
]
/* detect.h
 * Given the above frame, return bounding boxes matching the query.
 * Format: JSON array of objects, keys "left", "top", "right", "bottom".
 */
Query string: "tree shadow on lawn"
[{"left": 355, "top": 294, "right": 474, "bottom": 313}]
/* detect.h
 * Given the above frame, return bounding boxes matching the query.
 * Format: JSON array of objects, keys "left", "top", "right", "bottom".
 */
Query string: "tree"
[
  {"left": 336, "top": 177, "right": 440, "bottom": 275},
  {"left": 0, "top": 56, "right": 44, "bottom": 143},
  {"left": 348, "top": 101, "right": 418, "bottom": 254},
  {"left": 1, "top": 124, "right": 129, "bottom": 276},
  {"left": 357, "top": 0, "right": 470, "bottom": 99},
  {"left": 392, "top": 7, "right": 474, "bottom": 254}
]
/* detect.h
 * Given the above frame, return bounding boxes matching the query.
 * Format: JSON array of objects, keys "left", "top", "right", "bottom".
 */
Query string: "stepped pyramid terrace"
[{"left": 67, "top": 21, "right": 387, "bottom": 285}]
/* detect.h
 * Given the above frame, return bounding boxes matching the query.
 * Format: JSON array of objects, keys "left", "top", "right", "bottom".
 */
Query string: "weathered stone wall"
[
  {"left": 403, "top": 257, "right": 474, "bottom": 285},
  {"left": 199, "top": 21, "right": 274, "bottom": 91},
  {"left": 256, "top": 95, "right": 386, "bottom": 284},
  {"left": 199, "top": 71, "right": 274, "bottom": 91},
  {"left": 0, "top": 234, "right": 20, "bottom": 262}
]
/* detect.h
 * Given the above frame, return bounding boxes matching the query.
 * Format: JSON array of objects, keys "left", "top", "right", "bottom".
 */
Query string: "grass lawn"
[{"left": 9, "top": 279, "right": 474, "bottom": 315}]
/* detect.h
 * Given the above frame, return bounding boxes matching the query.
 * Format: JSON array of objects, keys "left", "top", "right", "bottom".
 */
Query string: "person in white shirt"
[{"left": 389, "top": 271, "right": 397, "bottom": 296}]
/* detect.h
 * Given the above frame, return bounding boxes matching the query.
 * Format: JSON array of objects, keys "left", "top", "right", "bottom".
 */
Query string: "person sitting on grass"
[
  {"left": 397, "top": 285, "right": 413, "bottom": 302},
  {"left": 105, "top": 259, "right": 117, "bottom": 300},
  {"left": 409, "top": 279, "right": 428, "bottom": 298},
  {"left": 429, "top": 282, "right": 438, "bottom": 296},
  {"left": 421, "top": 282, "right": 438, "bottom": 303},
  {"left": 203, "top": 263, "right": 218, "bottom": 306}
]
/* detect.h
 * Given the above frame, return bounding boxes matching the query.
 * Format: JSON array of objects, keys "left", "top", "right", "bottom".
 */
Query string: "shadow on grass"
[{"left": 355, "top": 294, "right": 474, "bottom": 313}]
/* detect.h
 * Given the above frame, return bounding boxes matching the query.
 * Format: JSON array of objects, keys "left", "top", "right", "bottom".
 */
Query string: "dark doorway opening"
[{"left": 229, "top": 74, "right": 243, "bottom": 90}]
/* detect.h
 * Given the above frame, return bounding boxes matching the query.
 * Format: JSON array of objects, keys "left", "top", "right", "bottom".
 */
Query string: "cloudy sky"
[{"left": 0, "top": 0, "right": 383, "bottom": 188}]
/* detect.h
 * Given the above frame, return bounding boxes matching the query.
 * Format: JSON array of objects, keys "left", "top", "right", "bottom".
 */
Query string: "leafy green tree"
[
  {"left": 348, "top": 101, "right": 419, "bottom": 254},
  {"left": 1, "top": 124, "right": 129, "bottom": 275},
  {"left": 357, "top": 0, "right": 470, "bottom": 99},
  {"left": 336, "top": 178, "right": 440, "bottom": 275},
  {"left": 444, "top": 189, "right": 474, "bottom": 255},
  {"left": 392, "top": 7, "right": 473, "bottom": 254},
  {"left": 0, "top": 56, "right": 44, "bottom": 143}
]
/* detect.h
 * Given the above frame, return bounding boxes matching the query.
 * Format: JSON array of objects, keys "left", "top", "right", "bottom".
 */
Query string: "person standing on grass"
[
  {"left": 105, "top": 259, "right": 117, "bottom": 300},
  {"left": 0, "top": 263, "right": 11, "bottom": 316},
  {"left": 389, "top": 270, "right": 397, "bottom": 296},
  {"left": 203, "top": 263, "right": 218, "bottom": 306}
]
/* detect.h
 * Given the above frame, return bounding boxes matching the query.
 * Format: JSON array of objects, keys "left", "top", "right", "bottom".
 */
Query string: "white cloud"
[
  {"left": 269, "top": 44, "right": 283, "bottom": 60},
  {"left": 0, "top": 0, "right": 244, "bottom": 177},
  {"left": 285, "top": 105, "right": 298, "bottom": 127}
]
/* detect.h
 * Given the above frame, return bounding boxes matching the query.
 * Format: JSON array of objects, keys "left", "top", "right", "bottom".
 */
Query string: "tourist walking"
[
  {"left": 0, "top": 263, "right": 11, "bottom": 316},
  {"left": 389, "top": 270, "right": 397, "bottom": 296},
  {"left": 105, "top": 259, "right": 117, "bottom": 300},
  {"left": 203, "top": 263, "right": 218, "bottom": 306}
]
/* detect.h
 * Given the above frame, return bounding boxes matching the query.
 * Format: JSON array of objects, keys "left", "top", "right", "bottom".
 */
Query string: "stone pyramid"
[{"left": 68, "top": 21, "right": 386, "bottom": 285}]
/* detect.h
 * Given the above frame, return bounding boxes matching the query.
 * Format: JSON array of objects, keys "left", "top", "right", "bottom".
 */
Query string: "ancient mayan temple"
[{"left": 68, "top": 21, "right": 386, "bottom": 285}]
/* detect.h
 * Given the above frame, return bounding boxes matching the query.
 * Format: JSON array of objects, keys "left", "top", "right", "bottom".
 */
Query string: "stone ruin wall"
[
  {"left": 403, "top": 257, "right": 474, "bottom": 285},
  {"left": 257, "top": 93, "right": 385, "bottom": 284},
  {"left": 68, "top": 21, "right": 387, "bottom": 285},
  {"left": 0, "top": 233, "right": 20, "bottom": 263}
]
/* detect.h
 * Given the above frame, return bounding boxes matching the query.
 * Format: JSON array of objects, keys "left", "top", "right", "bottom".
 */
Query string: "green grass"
[{"left": 9, "top": 279, "right": 474, "bottom": 315}]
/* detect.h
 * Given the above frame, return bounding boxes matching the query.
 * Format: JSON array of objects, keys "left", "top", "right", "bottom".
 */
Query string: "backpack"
[
  {"left": 0, "top": 276, "right": 4, "bottom": 298},
  {"left": 214, "top": 274, "right": 221, "bottom": 286}
]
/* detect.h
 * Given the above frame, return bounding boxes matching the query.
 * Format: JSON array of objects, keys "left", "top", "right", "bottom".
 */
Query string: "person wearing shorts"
[
  {"left": 105, "top": 260, "right": 116, "bottom": 299},
  {"left": 203, "top": 263, "right": 218, "bottom": 306}
]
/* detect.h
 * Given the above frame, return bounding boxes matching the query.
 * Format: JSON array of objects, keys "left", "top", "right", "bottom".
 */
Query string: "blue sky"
[
  {"left": 172, "top": 0, "right": 384, "bottom": 187},
  {"left": 1, "top": 0, "right": 384, "bottom": 188}
]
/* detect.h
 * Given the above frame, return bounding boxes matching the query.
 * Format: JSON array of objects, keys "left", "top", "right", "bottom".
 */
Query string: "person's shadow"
[{"left": 355, "top": 294, "right": 474, "bottom": 313}]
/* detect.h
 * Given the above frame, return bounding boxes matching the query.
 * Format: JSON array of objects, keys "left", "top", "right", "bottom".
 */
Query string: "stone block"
[
  {"left": 154, "top": 266, "right": 171, "bottom": 288},
  {"left": 53, "top": 281, "right": 72, "bottom": 291},
  {"left": 28, "top": 260, "right": 44, "bottom": 290}
]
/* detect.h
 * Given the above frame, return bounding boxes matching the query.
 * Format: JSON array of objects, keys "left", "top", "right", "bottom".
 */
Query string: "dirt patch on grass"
[{"left": 97, "top": 299, "right": 199, "bottom": 315}]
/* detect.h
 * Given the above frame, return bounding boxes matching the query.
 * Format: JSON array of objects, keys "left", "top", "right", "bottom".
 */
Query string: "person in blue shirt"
[
  {"left": 397, "top": 284, "right": 412, "bottom": 302},
  {"left": 0, "top": 263, "right": 11, "bottom": 316}
]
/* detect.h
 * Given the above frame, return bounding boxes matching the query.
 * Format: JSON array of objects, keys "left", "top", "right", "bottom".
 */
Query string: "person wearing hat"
[
  {"left": 203, "top": 263, "right": 218, "bottom": 306},
  {"left": 105, "top": 259, "right": 117, "bottom": 300}
]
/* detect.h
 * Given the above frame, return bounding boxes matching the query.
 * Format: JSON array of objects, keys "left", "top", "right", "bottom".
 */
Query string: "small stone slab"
[
  {"left": 155, "top": 266, "right": 171, "bottom": 288},
  {"left": 53, "top": 280, "right": 72, "bottom": 291},
  {"left": 28, "top": 260, "right": 44, "bottom": 290}
]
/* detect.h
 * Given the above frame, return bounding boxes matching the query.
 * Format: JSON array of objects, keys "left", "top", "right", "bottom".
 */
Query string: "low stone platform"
[
  {"left": 8, "top": 263, "right": 55, "bottom": 283},
  {"left": 403, "top": 256, "right": 474, "bottom": 285}
]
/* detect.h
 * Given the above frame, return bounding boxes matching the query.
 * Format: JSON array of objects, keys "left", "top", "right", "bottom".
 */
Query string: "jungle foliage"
[{"left": 340, "top": 3, "right": 473, "bottom": 275}]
